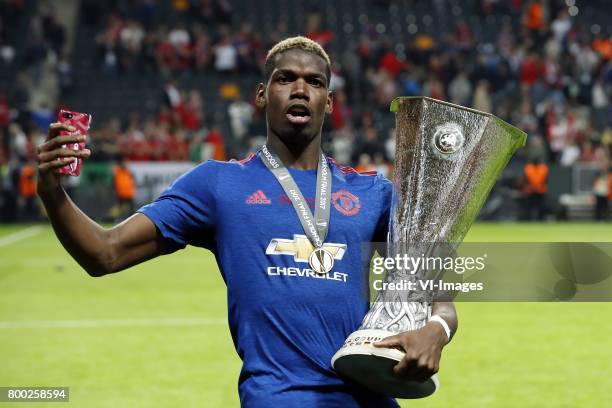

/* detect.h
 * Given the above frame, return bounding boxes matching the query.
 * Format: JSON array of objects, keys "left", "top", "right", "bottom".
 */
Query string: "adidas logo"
[{"left": 246, "top": 190, "right": 272, "bottom": 204}]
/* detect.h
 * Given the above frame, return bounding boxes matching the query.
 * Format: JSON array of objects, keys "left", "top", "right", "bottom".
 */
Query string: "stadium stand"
[{"left": 1, "top": 0, "right": 610, "bottom": 222}]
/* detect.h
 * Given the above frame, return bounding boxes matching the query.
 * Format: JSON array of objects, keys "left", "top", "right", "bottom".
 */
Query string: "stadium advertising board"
[{"left": 127, "top": 162, "right": 196, "bottom": 205}]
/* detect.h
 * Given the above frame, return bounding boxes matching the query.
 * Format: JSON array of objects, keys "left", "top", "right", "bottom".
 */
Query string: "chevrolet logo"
[{"left": 266, "top": 234, "right": 347, "bottom": 263}]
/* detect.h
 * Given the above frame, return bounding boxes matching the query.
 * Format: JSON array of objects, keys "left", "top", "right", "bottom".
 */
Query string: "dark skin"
[
  {"left": 256, "top": 49, "right": 332, "bottom": 170},
  {"left": 373, "top": 302, "right": 457, "bottom": 382},
  {"left": 37, "top": 126, "right": 167, "bottom": 276},
  {"left": 37, "top": 47, "right": 456, "bottom": 382}
]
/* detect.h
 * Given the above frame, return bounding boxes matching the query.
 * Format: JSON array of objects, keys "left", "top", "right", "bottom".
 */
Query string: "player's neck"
[{"left": 266, "top": 134, "right": 321, "bottom": 170}]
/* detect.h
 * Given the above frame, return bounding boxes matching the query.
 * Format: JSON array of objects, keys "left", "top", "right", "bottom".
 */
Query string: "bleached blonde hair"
[{"left": 264, "top": 36, "right": 331, "bottom": 85}]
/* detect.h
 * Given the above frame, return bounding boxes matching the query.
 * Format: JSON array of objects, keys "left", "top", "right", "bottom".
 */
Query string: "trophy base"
[{"left": 331, "top": 329, "right": 439, "bottom": 399}]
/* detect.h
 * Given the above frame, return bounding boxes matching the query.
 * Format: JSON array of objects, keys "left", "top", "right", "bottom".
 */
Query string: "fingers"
[
  {"left": 373, "top": 335, "right": 402, "bottom": 348},
  {"left": 38, "top": 147, "right": 91, "bottom": 163},
  {"left": 38, "top": 123, "right": 91, "bottom": 175},
  {"left": 374, "top": 332, "right": 440, "bottom": 381},
  {"left": 413, "top": 359, "right": 438, "bottom": 382},
  {"left": 38, "top": 156, "right": 80, "bottom": 172},
  {"left": 38, "top": 133, "right": 86, "bottom": 154},
  {"left": 393, "top": 351, "right": 439, "bottom": 382},
  {"left": 47, "top": 122, "right": 76, "bottom": 140}
]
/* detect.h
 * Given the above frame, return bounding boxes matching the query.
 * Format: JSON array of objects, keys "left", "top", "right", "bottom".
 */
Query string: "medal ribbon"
[{"left": 260, "top": 144, "right": 331, "bottom": 249}]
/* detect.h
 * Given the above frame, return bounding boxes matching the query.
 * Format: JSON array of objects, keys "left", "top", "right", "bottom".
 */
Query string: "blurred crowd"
[
  {"left": 90, "top": 0, "right": 260, "bottom": 76},
  {"left": 1, "top": 0, "right": 611, "bottom": 222}
]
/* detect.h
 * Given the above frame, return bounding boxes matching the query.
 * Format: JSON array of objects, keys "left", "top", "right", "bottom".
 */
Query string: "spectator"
[
  {"left": 163, "top": 79, "right": 182, "bottom": 108},
  {"left": 454, "top": 18, "right": 473, "bottom": 50},
  {"left": 472, "top": 80, "right": 492, "bottom": 113},
  {"left": 592, "top": 169, "right": 609, "bottom": 221},
  {"left": 0, "top": 95, "right": 10, "bottom": 132},
  {"left": 330, "top": 124, "right": 354, "bottom": 165},
  {"left": 355, "top": 153, "right": 376, "bottom": 173},
  {"left": 95, "top": 13, "right": 122, "bottom": 73},
  {"left": 526, "top": 135, "right": 547, "bottom": 163},
  {"left": 559, "top": 138, "right": 580, "bottom": 167},
  {"left": 354, "top": 125, "right": 383, "bottom": 162},
  {"left": 112, "top": 157, "right": 137, "bottom": 221},
  {"left": 514, "top": 100, "right": 539, "bottom": 135},
  {"left": 213, "top": 33, "right": 237, "bottom": 73},
  {"left": 422, "top": 76, "right": 445, "bottom": 101},
  {"left": 379, "top": 48, "right": 406, "bottom": 78},
  {"left": 18, "top": 162, "right": 38, "bottom": 221},
  {"left": 448, "top": 70, "right": 472, "bottom": 106},
  {"left": 373, "top": 152, "right": 390, "bottom": 178},
  {"left": 168, "top": 23, "right": 190, "bottom": 48},
  {"left": 522, "top": 0, "right": 545, "bottom": 45},
  {"left": 118, "top": 19, "right": 145, "bottom": 70},
  {"left": 330, "top": 90, "right": 351, "bottom": 130},
  {"left": 192, "top": 28, "right": 213, "bottom": 71},
  {"left": 523, "top": 157, "right": 548, "bottom": 221},
  {"left": 305, "top": 13, "right": 334, "bottom": 48},
  {"left": 592, "top": 34, "right": 612, "bottom": 61},
  {"left": 166, "top": 128, "right": 189, "bottom": 161},
  {"left": 550, "top": 9, "right": 571, "bottom": 45},
  {"left": 204, "top": 126, "right": 226, "bottom": 161},
  {"left": 384, "top": 129, "right": 396, "bottom": 162},
  {"left": 180, "top": 90, "right": 205, "bottom": 131},
  {"left": 9, "top": 123, "right": 28, "bottom": 161},
  {"left": 519, "top": 51, "right": 542, "bottom": 87},
  {"left": 23, "top": 31, "right": 49, "bottom": 84},
  {"left": 41, "top": 8, "right": 66, "bottom": 57},
  {"left": 57, "top": 51, "right": 74, "bottom": 95},
  {"left": 235, "top": 23, "right": 258, "bottom": 73},
  {"left": 592, "top": 79, "right": 609, "bottom": 128},
  {"left": 228, "top": 94, "right": 253, "bottom": 141}
]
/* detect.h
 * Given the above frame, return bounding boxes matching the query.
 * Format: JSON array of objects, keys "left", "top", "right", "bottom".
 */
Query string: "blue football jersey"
[{"left": 139, "top": 151, "right": 397, "bottom": 407}]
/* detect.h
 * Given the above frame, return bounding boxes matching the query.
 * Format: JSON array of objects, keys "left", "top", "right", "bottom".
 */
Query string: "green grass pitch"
[{"left": 1, "top": 223, "right": 611, "bottom": 407}]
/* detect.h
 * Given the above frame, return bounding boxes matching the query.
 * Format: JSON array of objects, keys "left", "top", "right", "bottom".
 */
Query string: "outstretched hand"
[
  {"left": 37, "top": 122, "right": 91, "bottom": 193},
  {"left": 373, "top": 322, "right": 449, "bottom": 382}
]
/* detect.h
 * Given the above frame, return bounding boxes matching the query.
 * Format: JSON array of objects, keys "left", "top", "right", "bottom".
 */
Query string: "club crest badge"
[{"left": 332, "top": 190, "right": 361, "bottom": 216}]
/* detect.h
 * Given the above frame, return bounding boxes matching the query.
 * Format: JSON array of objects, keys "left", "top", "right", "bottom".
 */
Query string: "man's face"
[{"left": 257, "top": 49, "right": 332, "bottom": 145}]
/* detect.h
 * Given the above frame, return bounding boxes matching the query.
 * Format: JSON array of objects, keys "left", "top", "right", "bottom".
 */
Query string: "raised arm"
[{"left": 37, "top": 122, "right": 168, "bottom": 277}]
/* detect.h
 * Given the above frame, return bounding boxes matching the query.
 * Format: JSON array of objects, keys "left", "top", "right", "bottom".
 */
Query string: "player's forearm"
[
  {"left": 39, "top": 184, "right": 113, "bottom": 276},
  {"left": 431, "top": 302, "right": 458, "bottom": 343}
]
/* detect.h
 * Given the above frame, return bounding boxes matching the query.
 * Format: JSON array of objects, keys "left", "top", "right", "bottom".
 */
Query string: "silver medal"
[{"left": 309, "top": 247, "right": 334, "bottom": 274}]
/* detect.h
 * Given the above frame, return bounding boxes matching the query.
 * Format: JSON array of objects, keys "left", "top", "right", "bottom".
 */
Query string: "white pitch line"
[
  {"left": 0, "top": 226, "right": 43, "bottom": 247},
  {"left": 0, "top": 317, "right": 227, "bottom": 329}
]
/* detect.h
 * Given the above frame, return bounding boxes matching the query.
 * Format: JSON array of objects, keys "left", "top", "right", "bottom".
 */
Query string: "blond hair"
[{"left": 264, "top": 36, "right": 331, "bottom": 85}]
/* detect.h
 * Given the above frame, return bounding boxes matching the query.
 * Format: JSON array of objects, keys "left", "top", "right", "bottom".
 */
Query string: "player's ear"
[
  {"left": 325, "top": 91, "right": 333, "bottom": 115},
  {"left": 255, "top": 83, "right": 266, "bottom": 109}
]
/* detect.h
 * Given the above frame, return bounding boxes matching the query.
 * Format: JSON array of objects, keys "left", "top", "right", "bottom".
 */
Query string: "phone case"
[{"left": 56, "top": 109, "right": 92, "bottom": 176}]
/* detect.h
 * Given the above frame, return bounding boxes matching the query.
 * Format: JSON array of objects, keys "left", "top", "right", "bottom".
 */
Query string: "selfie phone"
[{"left": 56, "top": 109, "right": 92, "bottom": 176}]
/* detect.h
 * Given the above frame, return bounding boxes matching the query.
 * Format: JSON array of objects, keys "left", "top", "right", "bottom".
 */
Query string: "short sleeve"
[
  {"left": 138, "top": 160, "right": 218, "bottom": 251},
  {"left": 372, "top": 174, "right": 393, "bottom": 243}
]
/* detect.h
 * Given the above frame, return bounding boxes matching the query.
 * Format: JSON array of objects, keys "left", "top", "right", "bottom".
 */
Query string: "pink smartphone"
[{"left": 57, "top": 109, "right": 92, "bottom": 176}]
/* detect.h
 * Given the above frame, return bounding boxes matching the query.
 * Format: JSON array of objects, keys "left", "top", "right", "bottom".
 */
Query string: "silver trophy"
[{"left": 331, "top": 97, "right": 526, "bottom": 398}]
